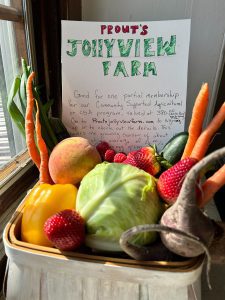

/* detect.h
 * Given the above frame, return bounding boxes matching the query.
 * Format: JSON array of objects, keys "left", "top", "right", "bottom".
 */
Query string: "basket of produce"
[{"left": 3, "top": 62, "right": 225, "bottom": 300}]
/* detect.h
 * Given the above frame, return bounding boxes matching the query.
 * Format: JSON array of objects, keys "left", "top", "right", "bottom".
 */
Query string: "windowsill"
[
  {"left": 0, "top": 150, "right": 31, "bottom": 188},
  {"left": 0, "top": 150, "right": 39, "bottom": 237}
]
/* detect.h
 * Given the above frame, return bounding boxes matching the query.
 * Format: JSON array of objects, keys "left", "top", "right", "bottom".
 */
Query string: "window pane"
[
  {"left": 0, "top": 18, "right": 26, "bottom": 168},
  {"left": 0, "top": 0, "right": 10, "bottom": 6}
]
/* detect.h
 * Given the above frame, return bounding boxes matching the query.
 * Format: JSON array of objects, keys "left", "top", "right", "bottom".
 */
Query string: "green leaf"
[
  {"left": 7, "top": 77, "right": 25, "bottom": 138},
  {"left": 43, "top": 98, "right": 54, "bottom": 114},
  {"left": 18, "top": 72, "right": 27, "bottom": 115},
  {"left": 49, "top": 117, "right": 70, "bottom": 141},
  {"left": 18, "top": 58, "right": 31, "bottom": 116},
  {"left": 156, "top": 155, "right": 172, "bottom": 169},
  {"left": 77, "top": 163, "right": 163, "bottom": 251},
  {"left": 34, "top": 87, "right": 58, "bottom": 146},
  {"left": 33, "top": 86, "right": 53, "bottom": 114},
  {"left": 10, "top": 58, "right": 59, "bottom": 152},
  {"left": 21, "top": 58, "right": 31, "bottom": 80}
]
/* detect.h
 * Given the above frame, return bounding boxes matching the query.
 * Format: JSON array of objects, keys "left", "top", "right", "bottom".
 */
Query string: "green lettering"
[
  {"left": 98, "top": 39, "right": 103, "bottom": 57},
  {"left": 157, "top": 35, "right": 176, "bottom": 56},
  {"left": 114, "top": 61, "right": 128, "bottom": 77},
  {"left": 131, "top": 60, "right": 141, "bottom": 76},
  {"left": 143, "top": 62, "right": 157, "bottom": 76},
  {"left": 66, "top": 39, "right": 82, "bottom": 56},
  {"left": 144, "top": 39, "right": 155, "bottom": 57},
  {"left": 104, "top": 39, "right": 115, "bottom": 57},
  {"left": 82, "top": 40, "right": 91, "bottom": 56},
  {"left": 102, "top": 61, "right": 111, "bottom": 76},
  {"left": 92, "top": 40, "right": 97, "bottom": 57},
  {"left": 118, "top": 39, "right": 133, "bottom": 57},
  {"left": 135, "top": 39, "right": 140, "bottom": 57}
]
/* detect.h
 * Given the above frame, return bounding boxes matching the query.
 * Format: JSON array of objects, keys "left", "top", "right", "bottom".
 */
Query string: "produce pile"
[{"left": 9, "top": 65, "right": 225, "bottom": 265}]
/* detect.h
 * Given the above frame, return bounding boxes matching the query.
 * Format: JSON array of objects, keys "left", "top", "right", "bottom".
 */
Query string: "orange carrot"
[
  {"left": 181, "top": 83, "right": 209, "bottom": 159},
  {"left": 35, "top": 100, "right": 53, "bottom": 184},
  {"left": 26, "top": 72, "right": 41, "bottom": 169},
  {"left": 190, "top": 102, "right": 225, "bottom": 161},
  {"left": 198, "top": 163, "right": 225, "bottom": 207}
]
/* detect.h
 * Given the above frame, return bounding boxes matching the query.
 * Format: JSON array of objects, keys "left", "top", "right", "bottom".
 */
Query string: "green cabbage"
[{"left": 76, "top": 162, "right": 163, "bottom": 252}]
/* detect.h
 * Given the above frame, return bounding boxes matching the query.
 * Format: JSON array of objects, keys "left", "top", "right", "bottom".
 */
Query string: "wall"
[{"left": 82, "top": 0, "right": 225, "bottom": 128}]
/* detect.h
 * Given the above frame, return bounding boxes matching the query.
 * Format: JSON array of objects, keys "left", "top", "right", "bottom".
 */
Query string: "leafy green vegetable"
[
  {"left": 7, "top": 58, "right": 69, "bottom": 152},
  {"left": 76, "top": 162, "right": 163, "bottom": 252},
  {"left": 19, "top": 71, "right": 28, "bottom": 115},
  {"left": 7, "top": 76, "right": 26, "bottom": 138}
]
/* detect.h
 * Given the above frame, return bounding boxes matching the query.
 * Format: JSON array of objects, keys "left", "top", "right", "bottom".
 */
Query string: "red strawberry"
[
  {"left": 104, "top": 149, "right": 116, "bottom": 162},
  {"left": 96, "top": 141, "right": 111, "bottom": 159},
  {"left": 123, "top": 146, "right": 160, "bottom": 176},
  {"left": 44, "top": 209, "right": 85, "bottom": 251},
  {"left": 157, "top": 157, "right": 198, "bottom": 204},
  {"left": 126, "top": 150, "right": 138, "bottom": 159},
  {"left": 123, "top": 153, "right": 139, "bottom": 168},
  {"left": 114, "top": 152, "right": 127, "bottom": 163}
]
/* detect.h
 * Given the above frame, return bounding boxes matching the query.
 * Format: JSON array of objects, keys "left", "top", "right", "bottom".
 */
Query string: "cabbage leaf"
[{"left": 76, "top": 162, "right": 163, "bottom": 252}]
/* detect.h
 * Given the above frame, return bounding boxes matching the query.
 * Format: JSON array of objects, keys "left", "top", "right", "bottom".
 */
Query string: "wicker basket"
[{"left": 3, "top": 195, "right": 204, "bottom": 300}]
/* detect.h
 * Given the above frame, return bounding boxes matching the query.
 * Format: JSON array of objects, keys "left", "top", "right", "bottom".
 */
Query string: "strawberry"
[
  {"left": 123, "top": 146, "right": 160, "bottom": 176},
  {"left": 113, "top": 152, "right": 127, "bottom": 163},
  {"left": 157, "top": 157, "right": 198, "bottom": 204},
  {"left": 96, "top": 141, "right": 111, "bottom": 159},
  {"left": 104, "top": 149, "right": 116, "bottom": 162},
  {"left": 44, "top": 209, "right": 85, "bottom": 251},
  {"left": 126, "top": 150, "right": 138, "bottom": 159}
]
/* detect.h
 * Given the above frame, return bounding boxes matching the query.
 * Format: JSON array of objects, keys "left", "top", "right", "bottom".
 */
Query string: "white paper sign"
[{"left": 61, "top": 20, "right": 191, "bottom": 152}]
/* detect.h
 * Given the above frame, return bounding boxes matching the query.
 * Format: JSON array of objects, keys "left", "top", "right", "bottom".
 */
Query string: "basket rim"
[{"left": 3, "top": 194, "right": 204, "bottom": 273}]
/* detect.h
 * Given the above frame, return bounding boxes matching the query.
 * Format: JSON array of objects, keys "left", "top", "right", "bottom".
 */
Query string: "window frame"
[
  {"left": 0, "top": 3, "right": 23, "bottom": 22},
  {"left": 0, "top": 0, "right": 36, "bottom": 210}
]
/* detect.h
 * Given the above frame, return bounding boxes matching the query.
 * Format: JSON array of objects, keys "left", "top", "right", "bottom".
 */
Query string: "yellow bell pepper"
[{"left": 21, "top": 183, "right": 77, "bottom": 247}]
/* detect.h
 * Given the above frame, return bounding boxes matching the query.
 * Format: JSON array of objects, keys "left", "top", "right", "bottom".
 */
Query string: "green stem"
[{"left": 34, "top": 89, "right": 58, "bottom": 150}]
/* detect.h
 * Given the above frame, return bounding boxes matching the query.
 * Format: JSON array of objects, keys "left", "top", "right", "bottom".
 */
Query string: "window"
[
  {"left": 0, "top": 0, "right": 38, "bottom": 205},
  {"left": 0, "top": 1, "right": 39, "bottom": 286},
  {"left": 0, "top": 0, "right": 28, "bottom": 168}
]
